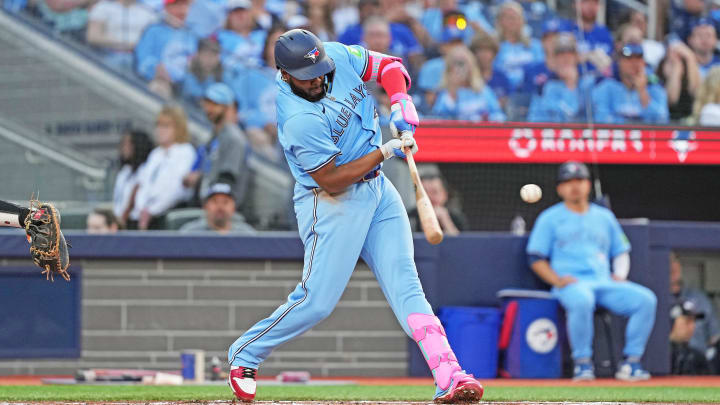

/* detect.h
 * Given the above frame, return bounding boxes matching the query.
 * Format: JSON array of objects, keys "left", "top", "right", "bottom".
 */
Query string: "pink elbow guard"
[{"left": 390, "top": 93, "right": 419, "bottom": 126}]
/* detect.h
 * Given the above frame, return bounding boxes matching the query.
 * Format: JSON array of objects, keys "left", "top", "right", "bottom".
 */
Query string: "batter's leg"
[
  {"left": 228, "top": 185, "right": 377, "bottom": 368},
  {"left": 0, "top": 200, "right": 30, "bottom": 228},
  {"left": 360, "top": 175, "right": 482, "bottom": 403}
]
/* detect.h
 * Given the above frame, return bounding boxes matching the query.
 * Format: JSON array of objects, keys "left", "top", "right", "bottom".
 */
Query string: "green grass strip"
[{"left": 0, "top": 384, "right": 719, "bottom": 403}]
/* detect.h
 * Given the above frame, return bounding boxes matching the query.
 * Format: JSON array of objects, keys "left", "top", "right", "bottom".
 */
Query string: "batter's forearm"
[
  {"left": 530, "top": 260, "right": 562, "bottom": 287},
  {"left": 309, "top": 150, "right": 384, "bottom": 193}
]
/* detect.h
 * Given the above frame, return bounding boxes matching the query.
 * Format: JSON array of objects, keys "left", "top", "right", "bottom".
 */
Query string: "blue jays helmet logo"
[{"left": 304, "top": 47, "right": 320, "bottom": 63}]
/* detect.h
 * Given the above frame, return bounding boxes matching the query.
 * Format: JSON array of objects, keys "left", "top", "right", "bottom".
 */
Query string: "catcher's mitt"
[{"left": 24, "top": 200, "right": 70, "bottom": 281}]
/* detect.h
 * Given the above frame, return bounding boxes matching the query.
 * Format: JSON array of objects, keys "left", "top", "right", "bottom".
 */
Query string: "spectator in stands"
[
  {"left": 688, "top": 19, "right": 720, "bottom": 78},
  {"left": 305, "top": 0, "right": 335, "bottom": 41},
  {"left": 431, "top": 45, "right": 506, "bottom": 121},
  {"left": 249, "top": 0, "right": 277, "bottom": 31},
  {"left": 657, "top": 39, "right": 701, "bottom": 121},
  {"left": 493, "top": 1, "right": 544, "bottom": 91},
  {"left": 670, "top": 251, "right": 720, "bottom": 374},
  {"left": 86, "top": 208, "right": 120, "bottom": 234},
  {"left": 517, "top": 0, "right": 558, "bottom": 38},
  {"left": 416, "top": 24, "right": 466, "bottom": 111},
  {"left": 183, "top": 83, "right": 250, "bottom": 208},
  {"left": 670, "top": 0, "right": 705, "bottom": 42},
  {"left": 692, "top": 66, "right": 720, "bottom": 125},
  {"left": 361, "top": 16, "right": 424, "bottom": 72},
  {"left": 470, "top": 31, "right": 512, "bottom": 109},
  {"left": 36, "top": 0, "right": 97, "bottom": 40},
  {"left": 338, "top": 0, "right": 423, "bottom": 70},
  {"left": 180, "top": 181, "right": 255, "bottom": 234},
  {"left": 527, "top": 34, "right": 595, "bottom": 122},
  {"left": 378, "top": 0, "right": 431, "bottom": 52},
  {"left": 185, "top": 0, "right": 227, "bottom": 38},
  {"left": 592, "top": 43, "right": 669, "bottom": 124},
  {"left": 618, "top": 10, "right": 665, "bottom": 70},
  {"left": 182, "top": 37, "right": 224, "bottom": 107},
  {"left": 134, "top": 0, "right": 197, "bottom": 98},
  {"left": 521, "top": 18, "right": 572, "bottom": 98},
  {"left": 130, "top": 105, "right": 196, "bottom": 230},
  {"left": 572, "top": 0, "right": 613, "bottom": 74},
  {"left": 420, "top": 0, "right": 494, "bottom": 46},
  {"left": 527, "top": 161, "right": 657, "bottom": 381},
  {"left": 86, "top": 0, "right": 157, "bottom": 70},
  {"left": 231, "top": 25, "right": 283, "bottom": 161},
  {"left": 218, "top": 0, "right": 267, "bottom": 78},
  {"left": 113, "top": 129, "right": 154, "bottom": 226},
  {"left": 408, "top": 172, "right": 466, "bottom": 235}
]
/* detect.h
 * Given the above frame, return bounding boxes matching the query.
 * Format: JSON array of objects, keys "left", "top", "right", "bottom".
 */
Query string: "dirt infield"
[{"left": 2, "top": 375, "right": 720, "bottom": 387}]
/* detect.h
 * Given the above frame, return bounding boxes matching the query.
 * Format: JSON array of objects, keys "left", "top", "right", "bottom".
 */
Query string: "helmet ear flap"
[{"left": 325, "top": 69, "right": 336, "bottom": 92}]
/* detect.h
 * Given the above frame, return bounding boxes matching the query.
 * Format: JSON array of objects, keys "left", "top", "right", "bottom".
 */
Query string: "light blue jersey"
[
  {"left": 431, "top": 87, "right": 506, "bottom": 122},
  {"left": 494, "top": 39, "right": 545, "bottom": 90},
  {"left": 135, "top": 22, "right": 198, "bottom": 82},
  {"left": 231, "top": 66, "right": 278, "bottom": 130},
  {"left": 527, "top": 202, "right": 630, "bottom": 280},
  {"left": 526, "top": 75, "right": 596, "bottom": 122},
  {"left": 229, "top": 41, "right": 436, "bottom": 380},
  {"left": 218, "top": 29, "right": 268, "bottom": 76},
  {"left": 591, "top": 78, "right": 669, "bottom": 124},
  {"left": 526, "top": 202, "right": 656, "bottom": 362},
  {"left": 277, "top": 42, "right": 382, "bottom": 192}
]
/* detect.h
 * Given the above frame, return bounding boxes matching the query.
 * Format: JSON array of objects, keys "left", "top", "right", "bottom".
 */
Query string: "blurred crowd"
[
  {"left": 103, "top": 100, "right": 464, "bottom": 234},
  {"left": 7, "top": 0, "right": 720, "bottom": 126}
]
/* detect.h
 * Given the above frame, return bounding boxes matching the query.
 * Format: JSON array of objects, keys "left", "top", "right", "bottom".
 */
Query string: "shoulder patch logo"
[
  {"left": 347, "top": 45, "right": 363, "bottom": 59},
  {"left": 304, "top": 47, "right": 320, "bottom": 63}
]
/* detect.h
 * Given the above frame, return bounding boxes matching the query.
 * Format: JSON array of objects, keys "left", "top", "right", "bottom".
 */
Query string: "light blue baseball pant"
[
  {"left": 553, "top": 279, "right": 657, "bottom": 360},
  {"left": 228, "top": 173, "right": 433, "bottom": 367}
]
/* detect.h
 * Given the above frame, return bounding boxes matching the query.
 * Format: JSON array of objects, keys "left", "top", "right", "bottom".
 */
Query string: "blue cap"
[
  {"left": 541, "top": 18, "right": 570, "bottom": 37},
  {"left": 692, "top": 17, "right": 716, "bottom": 32},
  {"left": 557, "top": 161, "right": 590, "bottom": 183},
  {"left": 203, "top": 182, "right": 235, "bottom": 201},
  {"left": 204, "top": 83, "right": 235, "bottom": 105},
  {"left": 619, "top": 43, "right": 644, "bottom": 57},
  {"left": 442, "top": 11, "right": 467, "bottom": 43}
]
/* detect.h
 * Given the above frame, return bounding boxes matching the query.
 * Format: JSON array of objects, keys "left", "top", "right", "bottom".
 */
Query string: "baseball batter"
[{"left": 227, "top": 29, "right": 483, "bottom": 403}]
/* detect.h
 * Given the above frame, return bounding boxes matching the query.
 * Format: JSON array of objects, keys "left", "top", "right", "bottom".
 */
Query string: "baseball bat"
[{"left": 404, "top": 147, "right": 443, "bottom": 245}]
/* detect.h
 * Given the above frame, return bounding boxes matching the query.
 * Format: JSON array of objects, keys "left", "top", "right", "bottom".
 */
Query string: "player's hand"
[
  {"left": 381, "top": 137, "right": 417, "bottom": 160},
  {"left": 554, "top": 275, "right": 577, "bottom": 288},
  {"left": 611, "top": 273, "right": 627, "bottom": 282},
  {"left": 388, "top": 95, "right": 419, "bottom": 138}
]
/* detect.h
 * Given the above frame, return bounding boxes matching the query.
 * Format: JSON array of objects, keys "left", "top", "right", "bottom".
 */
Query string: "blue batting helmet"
[{"left": 274, "top": 29, "right": 335, "bottom": 80}]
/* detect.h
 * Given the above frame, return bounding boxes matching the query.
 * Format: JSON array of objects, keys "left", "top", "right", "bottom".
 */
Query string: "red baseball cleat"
[
  {"left": 228, "top": 366, "right": 257, "bottom": 402},
  {"left": 433, "top": 371, "right": 484, "bottom": 403}
]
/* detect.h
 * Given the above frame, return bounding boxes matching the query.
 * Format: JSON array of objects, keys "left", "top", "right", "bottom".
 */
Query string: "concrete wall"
[{"left": 0, "top": 257, "right": 408, "bottom": 377}]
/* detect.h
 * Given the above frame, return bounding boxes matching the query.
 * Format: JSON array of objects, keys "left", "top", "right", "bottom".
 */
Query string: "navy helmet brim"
[{"left": 284, "top": 56, "right": 335, "bottom": 80}]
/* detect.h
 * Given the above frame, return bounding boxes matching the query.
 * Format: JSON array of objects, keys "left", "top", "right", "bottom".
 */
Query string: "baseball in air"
[{"left": 520, "top": 184, "right": 542, "bottom": 203}]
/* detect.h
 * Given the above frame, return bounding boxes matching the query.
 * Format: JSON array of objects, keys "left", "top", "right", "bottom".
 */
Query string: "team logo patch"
[
  {"left": 347, "top": 45, "right": 363, "bottom": 58},
  {"left": 525, "top": 318, "right": 558, "bottom": 354},
  {"left": 669, "top": 130, "right": 698, "bottom": 162},
  {"left": 304, "top": 47, "right": 320, "bottom": 63}
]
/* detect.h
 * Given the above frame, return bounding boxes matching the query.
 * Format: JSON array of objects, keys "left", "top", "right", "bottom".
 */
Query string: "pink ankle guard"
[{"left": 407, "top": 313, "right": 461, "bottom": 390}]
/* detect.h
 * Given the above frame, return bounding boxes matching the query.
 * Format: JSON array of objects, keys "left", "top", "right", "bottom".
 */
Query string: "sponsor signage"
[{"left": 414, "top": 121, "right": 720, "bottom": 164}]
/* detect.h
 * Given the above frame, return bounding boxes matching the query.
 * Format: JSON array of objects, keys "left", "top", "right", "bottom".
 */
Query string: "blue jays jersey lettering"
[{"left": 277, "top": 42, "right": 381, "bottom": 190}]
